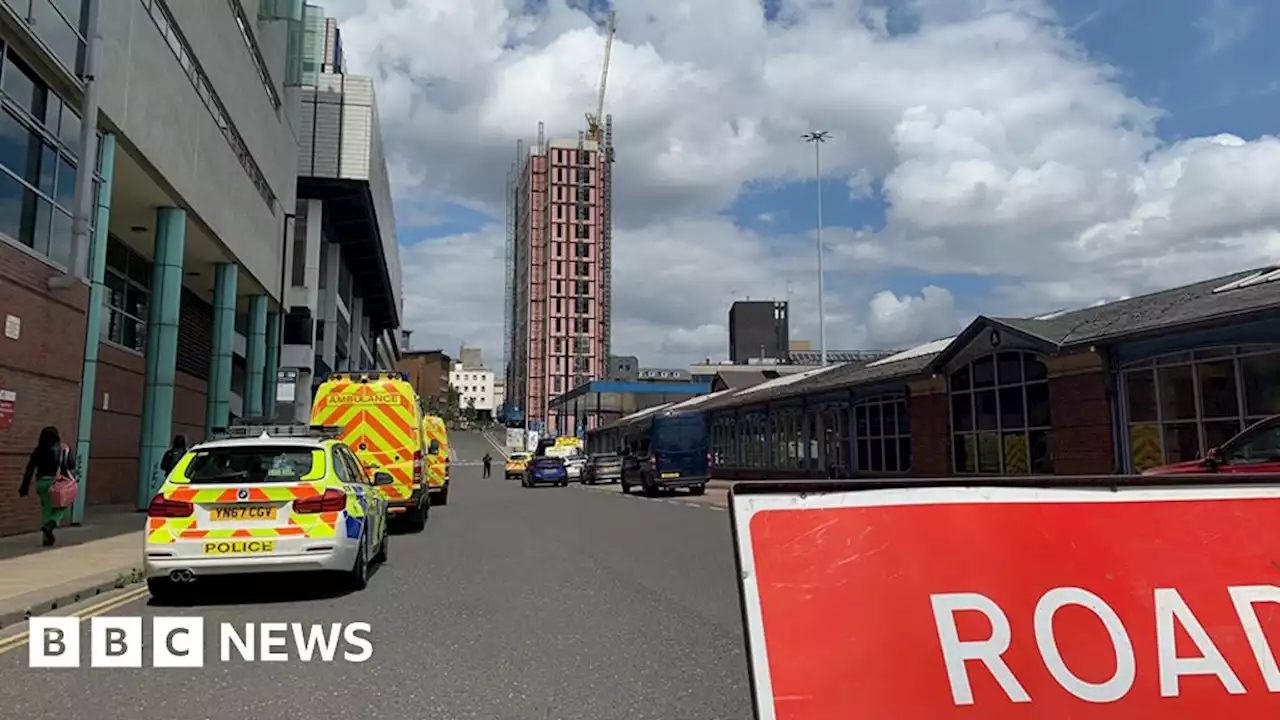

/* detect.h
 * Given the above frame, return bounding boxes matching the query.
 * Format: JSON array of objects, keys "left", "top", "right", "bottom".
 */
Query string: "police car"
[{"left": 143, "top": 423, "right": 390, "bottom": 602}]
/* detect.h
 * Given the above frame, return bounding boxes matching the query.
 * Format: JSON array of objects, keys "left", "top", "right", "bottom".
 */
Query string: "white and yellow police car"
[{"left": 143, "top": 423, "right": 389, "bottom": 602}]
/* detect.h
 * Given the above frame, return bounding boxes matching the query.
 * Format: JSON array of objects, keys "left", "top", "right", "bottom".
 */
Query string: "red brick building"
[{"left": 700, "top": 268, "right": 1280, "bottom": 480}]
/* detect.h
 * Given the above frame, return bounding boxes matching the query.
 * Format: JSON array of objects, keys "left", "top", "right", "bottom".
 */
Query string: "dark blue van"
[{"left": 620, "top": 411, "right": 709, "bottom": 496}]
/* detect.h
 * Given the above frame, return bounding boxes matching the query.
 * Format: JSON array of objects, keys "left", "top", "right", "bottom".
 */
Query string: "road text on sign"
[{"left": 730, "top": 483, "right": 1280, "bottom": 719}]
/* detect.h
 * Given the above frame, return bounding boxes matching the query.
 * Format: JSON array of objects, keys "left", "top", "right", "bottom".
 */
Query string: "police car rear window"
[{"left": 183, "top": 447, "right": 321, "bottom": 484}]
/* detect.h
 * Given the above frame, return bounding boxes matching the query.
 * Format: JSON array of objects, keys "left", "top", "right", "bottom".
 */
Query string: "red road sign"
[{"left": 730, "top": 481, "right": 1280, "bottom": 719}]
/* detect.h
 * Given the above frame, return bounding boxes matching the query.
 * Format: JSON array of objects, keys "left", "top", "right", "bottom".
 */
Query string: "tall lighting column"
[{"left": 803, "top": 131, "right": 830, "bottom": 366}]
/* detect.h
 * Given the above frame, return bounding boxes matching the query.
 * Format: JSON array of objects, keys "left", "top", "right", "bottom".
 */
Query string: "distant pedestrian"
[
  {"left": 482, "top": 453, "right": 492, "bottom": 478},
  {"left": 160, "top": 434, "right": 188, "bottom": 476},
  {"left": 19, "top": 426, "right": 77, "bottom": 546}
]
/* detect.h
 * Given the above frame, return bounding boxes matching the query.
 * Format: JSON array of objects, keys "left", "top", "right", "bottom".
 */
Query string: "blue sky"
[{"left": 398, "top": 0, "right": 1280, "bottom": 270}]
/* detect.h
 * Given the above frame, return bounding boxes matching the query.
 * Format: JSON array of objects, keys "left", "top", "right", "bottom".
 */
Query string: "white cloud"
[{"left": 324, "top": 0, "right": 1280, "bottom": 371}]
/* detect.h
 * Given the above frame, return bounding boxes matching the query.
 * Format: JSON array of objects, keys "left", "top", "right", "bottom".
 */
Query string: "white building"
[{"left": 450, "top": 366, "right": 496, "bottom": 413}]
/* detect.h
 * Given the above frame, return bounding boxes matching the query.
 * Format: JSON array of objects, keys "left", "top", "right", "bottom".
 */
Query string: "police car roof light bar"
[{"left": 213, "top": 424, "right": 345, "bottom": 439}]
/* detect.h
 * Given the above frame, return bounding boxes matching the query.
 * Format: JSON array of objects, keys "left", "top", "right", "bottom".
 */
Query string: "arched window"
[
  {"left": 1123, "top": 345, "right": 1280, "bottom": 471},
  {"left": 951, "top": 352, "right": 1051, "bottom": 474},
  {"left": 854, "top": 395, "right": 910, "bottom": 472}
]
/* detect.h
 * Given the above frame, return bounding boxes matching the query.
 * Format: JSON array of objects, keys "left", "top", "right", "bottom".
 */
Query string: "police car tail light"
[
  {"left": 294, "top": 488, "right": 346, "bottom": 513},
  {"left": 148, "top": 495, "right": 193, "bottom": 518}
]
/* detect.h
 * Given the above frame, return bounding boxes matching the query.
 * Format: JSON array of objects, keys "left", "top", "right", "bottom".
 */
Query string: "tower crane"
[{"left": 585, "top": 10, "right": 616, "bottom": 144}]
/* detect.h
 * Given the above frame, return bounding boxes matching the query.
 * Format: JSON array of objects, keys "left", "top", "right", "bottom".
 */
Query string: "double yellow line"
[{"left": 0, "top": 584, "right": 150, "bottom": 656}]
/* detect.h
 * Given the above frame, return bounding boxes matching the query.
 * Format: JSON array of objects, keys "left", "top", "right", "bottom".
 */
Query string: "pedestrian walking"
[
  {"left": 160, "top": 434, "right": 188, "bottom": 476},
  {"left": 19, "top": 426, "right": 77, "bottom": 546},
  {"left": 482, "top": 452, "right": 492, "bottom": 478}
]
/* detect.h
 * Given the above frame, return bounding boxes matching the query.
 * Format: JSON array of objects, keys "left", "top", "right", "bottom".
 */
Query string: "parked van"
[
  {"left": 422, "top": 414, "right": 451, "bottom": 505},
  {"left": 311, "top": 372, "right": 430, "bottom": 530}
]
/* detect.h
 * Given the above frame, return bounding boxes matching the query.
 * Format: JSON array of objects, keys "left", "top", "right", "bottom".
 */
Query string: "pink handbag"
[{"left": 49, "top": 445, "right": 79, "bottom": 508}]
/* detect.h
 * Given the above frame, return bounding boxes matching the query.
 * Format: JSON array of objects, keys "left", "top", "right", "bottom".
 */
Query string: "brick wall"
[
  {"left": 1048, "top": 370, "right": 1116, "bottom": 475},
  {"left": 908, "top": 383, "right": 951, "bottom": 477},
  {"left": 398, "top": 352, "right": 450, "bottom": 404},
  {"left": 90, "top": 344, "right": 208, "bottom": 508},
  {"left": 0, "top": 242, "right": 88, "bottom": 536}
]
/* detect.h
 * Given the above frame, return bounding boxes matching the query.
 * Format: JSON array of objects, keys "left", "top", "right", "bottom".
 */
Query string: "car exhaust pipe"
[{"left": 168, "top": 569, "right": 195, "bottom": 583}]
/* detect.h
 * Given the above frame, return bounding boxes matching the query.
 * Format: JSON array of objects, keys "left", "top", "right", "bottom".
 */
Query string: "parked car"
[
  {"left": 523, "top": 456, "right": 569, "bottom": 487},
  {"left": 583, "top": 452, "right": 623, "bottom": 484},
  {"left": 1143, "top": 415, "right": 1280, "bottom": 475},
  {"left": 563, "top": 453, "right": 587, "bottom": 482}
]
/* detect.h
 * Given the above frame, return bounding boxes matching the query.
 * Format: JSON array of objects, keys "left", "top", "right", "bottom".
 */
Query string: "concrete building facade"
[
  {"left": 278, "top": 4, "right": 402, "bottom": 422},
  {"left": 0, "top": 1, "right": 401, "bottom": 536},
  {"left": 504, "top": 119, "right": 614, "bottom": 436},
  {"left": 449, "top": 365, "right": 496, "bottom": 416}
]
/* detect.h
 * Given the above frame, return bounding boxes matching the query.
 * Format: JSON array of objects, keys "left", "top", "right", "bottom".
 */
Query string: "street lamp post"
[{"left": 803, "top": 131, "right": 830, "bottom": 366}]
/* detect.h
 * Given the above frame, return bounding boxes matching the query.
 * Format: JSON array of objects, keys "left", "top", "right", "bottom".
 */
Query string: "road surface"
[{"left": 0, "top": 432, "right": 753, "bottom": 720}]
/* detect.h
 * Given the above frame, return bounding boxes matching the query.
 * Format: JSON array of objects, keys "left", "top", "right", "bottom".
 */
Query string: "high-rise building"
[
  {"left": 505, "top": 120, "right": 615, "bottom": 434},
  {"left": 729, "top": 300, "right": 789, "bottom": 363}
]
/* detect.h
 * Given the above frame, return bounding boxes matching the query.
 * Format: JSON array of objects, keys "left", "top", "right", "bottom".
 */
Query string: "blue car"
[{"left": 523, "top": 456, "right": 568, "bottom": 488}]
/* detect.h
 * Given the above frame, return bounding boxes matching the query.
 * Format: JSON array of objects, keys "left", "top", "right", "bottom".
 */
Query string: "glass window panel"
[
  {"left": 0, "top": 109, "right": 38, "bottom": 182},
  {"left": 1024, "top": 355, "right": 1048, "bottom": 382},
  {"left": 998, "top": 386, "right": 1025, "bottom": 428},
  {"left": 1194, "top": 347, "right": 1234, "bottom": 360},
  {"left": 124, "top": 284, "right": 147, "bottom": 318},
  {"left": 1156, "top": 352, "right": 1192, "bottom": 365},
  {"left": 36, "top": 143, "right": 55, "bottom": 196},
  {"left": 1125, "top": 370, "right": 1157, "bottom": 423},
  {"left": 996, "top": 352, "right": 1022, "bottom": 385},
  {"left": 105, "top": 235, "right": 127, "bottom": 272},
  {"left": 954, "top": 434, "right": 975, "bottom": 473},
  {"left": 1129, "top": 423, "right": 1162, "bottom": 473},
  {"left": 867, "top": 404, "right": 881, "bottom": 435},
  {"left": 127, "top": 248, "right": 150, "bottom": 287},
  {"left": 950, "top": 365, "right": 971, "bottom": 391},
  {"left": 951, "top": 392, "right": 973, "bottom": 432},
  {"left": 897, "top": 438, "right": 911, "bottom": 472},
  {"left": 58, "top": 104, "right": 79, "bottom": 156},
  {"left": 856, "top": 439, "right": 870, "bottom": 471},
  {"left": 32, "top": 0, "right": 81, "bottom": 73},
  {"left": 1029, "top": 430, "right": 1052, "bottom": 474},
  {"left": 883, "top": 402, "right": 898, "bottom": 435},
  {"left": 1163, "top": 423, "right": 1200, "bottom": 463},
  {"left": 104, "top": 271, "right": 125, "bottom": 305},
  {"left": 1196, "top": 360, "right": 1239, "bottom": 419},
  {"left": 0, "top": 169, "right": 23, "bottom": 244},
  {"left": 1158, "top": 365, "right": 1197, "bottom": 421},
  {"left": 1242, "top": 354, "right": 1280, "bottom": 417},
  {"left": 54, "top": 155, "right": 74, "bottom": 208},
  {"left": 43, "top": 92, "right": 60, "bottom": 135},
  {"left": 47, "top": 204, "right": 70, "bottom": 266},
  {"left": 1203, "top": 420, "right": 1241, "bottom": 454},
  {"left": 975, "top": 390, "right": 998, "bottom": 431},
  {"left": 30, "top": 193, "right": 51, "bottom": 255},
  {"left": 1026, "top": 382, "right": 1050, "bottom": 427},
  {"left": 868, "top": 439, "right": 883, "bottom": 472},
  {"left": 972, "top": 355, "right": 995, "bottom": 388},
  {"left": 121, "top": 314, "right": 145, "bottom": 351},
  {"left": 977, "top": 432, "right": 1001, "bottom": 473},
  {"left": 2, "top": 51, "right": 43, "bottom": 118},
  {"left": 1002, "top": 432, "right": 1029, "bottom": 473}
]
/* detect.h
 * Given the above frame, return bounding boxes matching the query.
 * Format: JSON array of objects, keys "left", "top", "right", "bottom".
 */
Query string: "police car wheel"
[
  {"left": 347, "top": 533, "right": 370, "bottom": 590},
  {"left": 688, "top": 484, "right": 706, "bottom": 496},
  {"left": 406, "top": 504, "right": 426, "bottom": 532}
]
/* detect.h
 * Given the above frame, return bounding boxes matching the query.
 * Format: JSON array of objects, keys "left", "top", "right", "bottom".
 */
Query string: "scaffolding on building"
[{"left": 602, "top": 113, "right": 614, "bottom": 369}]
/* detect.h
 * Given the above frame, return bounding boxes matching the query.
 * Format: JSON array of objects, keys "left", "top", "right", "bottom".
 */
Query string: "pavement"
[{"left": 0, "top": 431, "right": 754, "bottom": 719}]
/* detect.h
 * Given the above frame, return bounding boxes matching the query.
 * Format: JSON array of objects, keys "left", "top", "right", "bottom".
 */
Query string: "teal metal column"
[
  {"left": 244, "top": 295, "right": 268, "bottom": 417},
  {"left": 205, "top": 263, "right": 239, "bottom": 435},
  {"left": 264, "top": 310, "right": 280, "bottom": 420},
  {"left": 71, "top": 133, "right": 116, "bottom": 524},
  {"left": 135, "top": 207, "right": 187, "bottom": 509}
]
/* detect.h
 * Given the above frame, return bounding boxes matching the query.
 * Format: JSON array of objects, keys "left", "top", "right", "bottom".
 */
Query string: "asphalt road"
[{"left": 0, "top": 432, "right": 753, "bottom": 720}]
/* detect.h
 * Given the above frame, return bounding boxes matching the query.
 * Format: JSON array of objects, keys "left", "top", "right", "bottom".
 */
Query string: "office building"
[
  {"left": 729, "top": 300, "right": 789, "bottom": 363},
  {"left": 279, "top": 4, "right": 402, "bottom": 422},
  {"left": 0, "top": 2, "right": 401, "bottom": 536},
  {"left": 504, "top": 120, "right": 615, "bottom": 434},
  {"left": 398, "top": 350, "right": 451, "bottom": 407},
  {"left": 458, "top": 345, "right": 483, "bottom": 370},
  {"left": 449, "top": 364, "right": 497, "bottom": 418}
]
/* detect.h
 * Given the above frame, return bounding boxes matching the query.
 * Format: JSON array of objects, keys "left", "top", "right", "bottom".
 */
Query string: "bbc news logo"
[{"left": 28, "top": 617, "right": 373, "bottom": 667}]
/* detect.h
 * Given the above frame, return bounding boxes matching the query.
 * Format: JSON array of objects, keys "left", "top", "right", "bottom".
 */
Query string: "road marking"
[{"left": 0, "top": 584, "right": 151, "bottom": 656}]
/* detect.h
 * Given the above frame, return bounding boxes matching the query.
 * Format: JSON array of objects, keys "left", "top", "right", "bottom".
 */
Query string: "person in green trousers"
[{"left": 19, "top": 426, "right": 76, "bottom": 546}]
